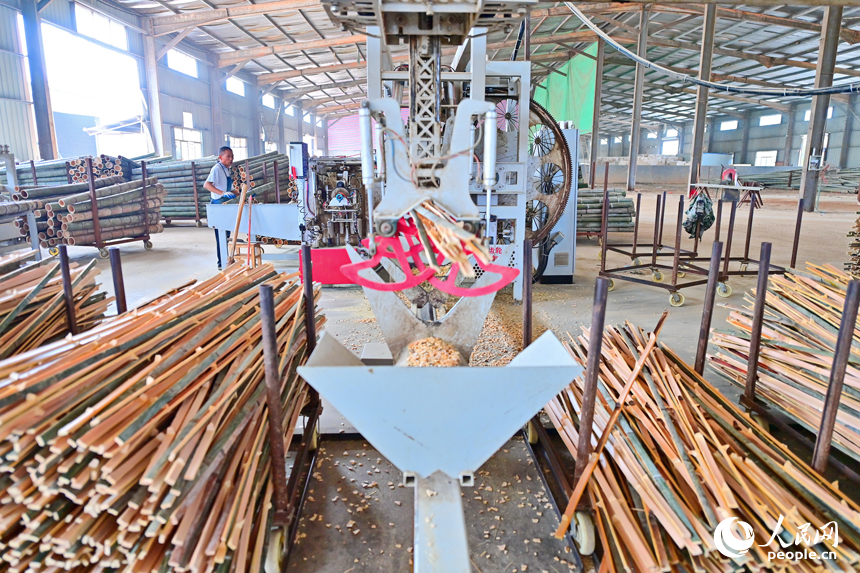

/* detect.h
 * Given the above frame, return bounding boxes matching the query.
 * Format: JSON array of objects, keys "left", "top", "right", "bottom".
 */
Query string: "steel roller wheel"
[{"left": 525, "top": 100, "right": 572, "bottom": 243}]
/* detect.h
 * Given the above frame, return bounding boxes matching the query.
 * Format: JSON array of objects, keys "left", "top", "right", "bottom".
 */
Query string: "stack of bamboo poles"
[
  {"left": 577, "top": 188, "right": 635, "bottom": 233},
  {"left": 846, "top": 214, "right": 860, "bottom": 278},
  {"left": 131, "top": 152, "right": 292, "bottom": 222},
  {"left": 0, "top": 263, "right": 324, "bottom": 573},
  {"left": 0, "top": 155, "right": 134, "bottom": 187},
  {"left": 0, "top": 250, "right": 108, "bottom": 358},
  {"left": 709, "top": 263, "right": 860, "bottom": 464},
  {"left": 546, "top": 323, "right": 860, "bottom": 571},
  {"left": 8, "top": 178, "right": 166, "bottom": 249},
  {"left": 754, "top": 167, "right": 860, "bottom": 193}
]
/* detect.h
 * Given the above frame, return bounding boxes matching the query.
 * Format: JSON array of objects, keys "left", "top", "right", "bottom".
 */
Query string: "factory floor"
[{"left": 59, "top": 186, "right": 858, "bottom": 572}]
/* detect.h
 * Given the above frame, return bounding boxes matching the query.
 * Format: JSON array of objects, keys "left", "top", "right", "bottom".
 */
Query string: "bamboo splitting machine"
[{"left": 297, "top": 0, "right": 583, "bottom": 571}]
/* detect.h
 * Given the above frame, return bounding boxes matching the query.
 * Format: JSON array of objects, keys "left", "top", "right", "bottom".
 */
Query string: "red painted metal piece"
[
  {"left": 339, "top": 218, "right": 519, "bottom": 297},
  {"left": 300, "top": 247, "right": 355, "bottom": 285}
]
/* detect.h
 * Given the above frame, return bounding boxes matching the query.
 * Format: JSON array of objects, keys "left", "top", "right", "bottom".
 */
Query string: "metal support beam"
[
  {"left": 148, "top": 0, "right": 319, "bottom": 36},
  {"left": 278, "top": 97, "right": 286, "bottom": 153},
  {"left": 295, "top": 100, "right": 303, "bottom": 143},
  {"left": 21, "top": 0, "right": 57, "bottom": 160},
  {"left": 784, "top": 103, "right": 797, "bottom": 166},
  {"left": 740, "top": 111, "right": 751, "bottom": 165},
  {"left": 143, "top": 35, "right": 165, "bottom": 156},
  {"left": 156, "top": 27, "right": 193, "bottom": 60},
  {"left": 218, "top": 34, "right": 366, "bottom": 68},
  {"left": 589, "top": 39, "right": 604, "bottom": 188},
  {"left": 209, "top": 61, "right": 224, "bottom": 148},
  {"left": 253, "top": 88, "right": 263, "bottom": 156},
  {"left": 688, "top": 4, "right": 715, "bottom": 186},
  {"left": 839, "top": 95, "right": 855, "bottom": 169},
  {"left": 800, "top": 6, "right": 842, "bottom": 213},
  {"left": 626, "top": 4, "right": 649, "bottom": 192}
]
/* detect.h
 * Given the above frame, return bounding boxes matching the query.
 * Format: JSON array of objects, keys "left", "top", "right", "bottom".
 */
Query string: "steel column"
[
  {"left": 626, "top": 4, "right": 650, "bottom": 192},
  {"left": 208, "top": 62, "right": 224, "bottom": 149},
  {"left": 109, "top": 248, "right": 127, "bottom": 314},
  {"left": 839, "top": 95, "right": 856, "bottom": 169},
  {"left": 58, "top": 245, "right": 78, "bottom": 335},
  {"left": 800, "top": 6, "right": 843, "bottom": 213},
  {"left": 695, "top": 241, "right": 723, "bottom": 374},
  {"left": 573, "top": 278, "right": 609, "bottom": 490},
  {"left": 790, "top": 199, "right": 804, "bottom": 268},
  {"left": 523, "top": 239, "right": 533, "bottom": 347},
  {"left": 278, "top": 97, "right": 287, "bottom": 153},
  {"left": 301, "top": 244, "right": 316, "bottom": 355},
  {"left": 784, "top": 103, "right": 797, "bottom": 166},
  {"left": 143, "top": 35, "right": 165, "bottom": 156},
  {"left": 688, "top": 4, "right": 716, "bottom": 186},
  {"left": 589, "top": 39, "right": 605, "bottom": 189},
  {"left": 21, "top": 0, "right": 58, "bottom": 160},
  {"left": 740, "top": 111, "right": 751, "bottom": 165},
  {"left": 812, "top": 279, "right": 860, "bottom": 474},
  {"left": 742, "top": 242, "right": 771, "bottom": 404}
]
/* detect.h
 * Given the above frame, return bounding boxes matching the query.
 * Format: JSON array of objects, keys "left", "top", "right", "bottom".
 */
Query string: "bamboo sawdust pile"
[
  {"left": 406, "top": 337, "right": 462, "bottom": 367},
  {"left": 0, "top": 263, "right": 324, "bottom": 573},
  {"left": 5, "top": 178, "right": 166, "bottom": 249},
  {"left": 0, "top": 250, "right": 108, "bottom": 359},
  {"left": 546, "top": 323, "right": 860, "bottom": 572},
  {"left": 131, "top": 152, "right": 293, "bottom": 222},
  {"left": 709, "top": 263, "right": 860, "bottom": 463}
]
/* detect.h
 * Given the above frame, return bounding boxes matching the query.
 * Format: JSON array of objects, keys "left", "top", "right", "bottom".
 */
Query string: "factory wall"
[{"left": 0, "top": 4, "right": 37, "bottom": 161}]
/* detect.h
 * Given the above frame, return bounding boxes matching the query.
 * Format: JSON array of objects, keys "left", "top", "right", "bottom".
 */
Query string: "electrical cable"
[{"left": 565, "top": 2, "right": 860, "bottom": 97}]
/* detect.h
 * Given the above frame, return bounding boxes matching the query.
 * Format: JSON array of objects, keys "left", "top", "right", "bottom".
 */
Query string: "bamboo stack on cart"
[
  {"left": 577, "top": 188, "right": 635, "bottom": 234},
  {"left": 7, "top": 177, "right": 165, "bottom": 256},
  {"left": 0, "top": 155, "right": 134, "bottom": 187},
  {"left": 709, "top": 263, "right": 860, "bottom": 463},
  {"left": 546, "top": 322, "right": 860, "bottom": 572},
  {"left": 0, "top": 249, "right": 109, "bottom": 358},
  {"left": 755, "top": 166, "right": 860, "bottom": 193},
  {"left": 131, "top": 151, "right": 292, "bottom": 224},
  {"left": 0, "top": 263, "right": 324, "bottom": 573}
]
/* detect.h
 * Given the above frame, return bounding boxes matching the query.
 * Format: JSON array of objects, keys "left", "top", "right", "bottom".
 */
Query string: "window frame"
[
  {"left": 226, "top": 77, "right": 245, "bottom": 97},
  {"left": 759, "top": 114, "right": 782, "bottom": 127},
  {"left": 720, "top": 120, "right": 738, "bottom": 131}
]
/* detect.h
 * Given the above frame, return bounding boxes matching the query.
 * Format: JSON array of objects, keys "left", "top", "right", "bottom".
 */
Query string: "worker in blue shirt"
[{"left": 204, "top": 146, "right": 237, "bottom": 269}]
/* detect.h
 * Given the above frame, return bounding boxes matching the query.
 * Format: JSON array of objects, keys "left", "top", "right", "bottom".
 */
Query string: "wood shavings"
[{"left": 406, "top": 337, "right": 462, "bottom": 367}]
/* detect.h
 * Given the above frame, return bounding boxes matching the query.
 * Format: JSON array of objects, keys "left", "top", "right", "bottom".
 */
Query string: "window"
[
  {"left": 661, "top": 140, "right": 679, "bottom": 155},
  {"left": 665, "top": 129, "right": 678, "bottom": 138},
  {"left": 228, "top": 135, "right": 247, "bottom": 160},
  {"left": 226, "top": 77, "right": 245, "bottom": 97},
  {"left": 75, "top": 4, "right": 127, "bottom": 50},
  {"left": 600, "top": 138, "right": 608, "bottom": 145},
  {"left": 754, "top": 150, "right": 778, "bottom": 167},
  {"left": 286, "top": 104, "right": 295, "bottom": 116},
  {"left": 646, "top": 132, "right": 657, "bottom": 139},
  {"left": 167, "top": 50, "right": 197, "bottom": 77},
  {"left": 720, "top": 120, "right": 738, "bottom": 131},
  {"left": 613, "top": 136, "right": 622, "bottom": 144},
  {"left": 262, "top": 94, "right": 275, "bottom": 109},
  {"left": 804, "top": 107, "right": 834, "bottom": 121},
  {"left": 759, "top": 114, "right": 782, "bottom": 127},
  {"left": 182, "top": 112, "right": 193, "bottom": 129},
  {"left": 174, "top": 127, "right": 202, "bottom": 160}
]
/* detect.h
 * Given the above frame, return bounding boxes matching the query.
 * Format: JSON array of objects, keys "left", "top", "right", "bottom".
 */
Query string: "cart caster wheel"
[
  {"left": 740, "top": 263, "right": 748, "bottom": 274},
  {"left": 717, "top": 282, "right": 732, "bottom": 298},
  {"left": 527, "top": 420, "right": 539, "bottom": 445},
  {"left": 196, "top": 221, "right": 203, "bottom": 228},
  {"left": 308, "top": 425, "right": 320, "bottom": 452},
  {"left": 98, "top": 248, "right": 109, "bottom": 259},
  {"left": 597, "top": 250, "right": 602, "bottom": 261},
  {"left": 49, "top": 247, "right": 59, "bottom": 256},
  {"left": 607, "top": 278, "right": 616, "bottom": 292},
  {"left": 572, "top": 511, "right": 596, "bottom": 556},
  {"left": 144, "top": 240, "right": 153, "bottom": 250},
  {"left": 264, "top": 528, "right": 284, "bottom": 573},
  {"left": 669, "top": 292, "right": 685, "bottom": 307},
  {"left": 631, "top": 257, "right": 641, "bottom": 266},
  {"left": 652, "top": 270, "right": 664, "bottom": 283},
  {"left": 677, "top": 271, "right": 687, "bottom": 278}
]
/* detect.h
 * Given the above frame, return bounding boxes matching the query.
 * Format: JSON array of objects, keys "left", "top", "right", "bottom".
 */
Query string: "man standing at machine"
[{"left": 203, "top": 146, "right": 236, "bottom": 269}]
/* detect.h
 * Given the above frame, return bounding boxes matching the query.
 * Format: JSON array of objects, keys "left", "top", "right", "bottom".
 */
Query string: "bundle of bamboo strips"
[
  {"left": 0, "top": 263, "right": 324, "bottom": 573},
  {"left": 754, "top": 166, "right": 860, "bottom": 193},
  {"left": 577, "top": 188, "right": 635, "bottom": 233},
  {"left": 0, "top": 251, "right": 108, "bottom": 358},
  {"left": 709, "top": 263, "right": 860, "bottom": 463},
  {"left": 546, "top": 323, "right": 860, "bottom": 572},
  {"left": 8, "top": 178, "right": 166, "bottom": 249}
]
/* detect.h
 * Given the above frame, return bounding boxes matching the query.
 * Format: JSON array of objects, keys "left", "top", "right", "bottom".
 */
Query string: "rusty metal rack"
[{"left": 598, "top": 184, "right": 788, "bottom": 306}]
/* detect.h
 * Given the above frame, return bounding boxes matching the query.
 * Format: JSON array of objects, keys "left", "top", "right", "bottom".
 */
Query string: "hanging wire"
[{"left": 565, "top": 2, "right": 860, "bottom": 97}]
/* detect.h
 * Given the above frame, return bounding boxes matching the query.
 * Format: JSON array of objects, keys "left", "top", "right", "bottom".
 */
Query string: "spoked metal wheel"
[
  {"left": 495, "top": 99, "right": 520, "bottom": 132},
  {"left": 526, "top": 101, "right": 572, "bottom": 242}
]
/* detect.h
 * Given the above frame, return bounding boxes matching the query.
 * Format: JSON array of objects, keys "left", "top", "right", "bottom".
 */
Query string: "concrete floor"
[{"left": 58, "top": 187, "right": 858, "bottom": 572}]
